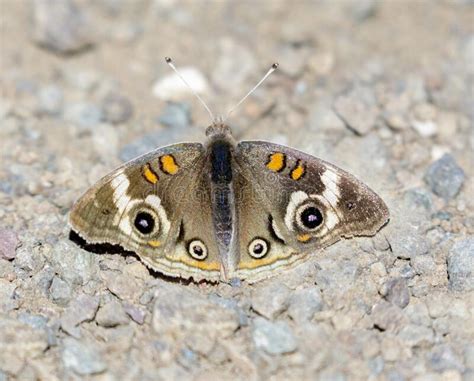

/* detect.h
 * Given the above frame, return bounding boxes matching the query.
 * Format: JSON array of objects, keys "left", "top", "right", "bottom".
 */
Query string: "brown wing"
[
  {"left": 232, "top": 140, "right": 389, "bottom": 283},
  {"left": 69, "top": 143, "right": 221, "bottom": 282}
]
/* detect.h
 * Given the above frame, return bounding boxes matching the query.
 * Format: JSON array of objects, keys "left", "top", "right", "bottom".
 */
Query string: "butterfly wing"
[
  {"left": 232, "top": 140, "right": 389, "bottom": 282},
  {"left": 69, "top": 143, "right": 221, "bottom": 282}
]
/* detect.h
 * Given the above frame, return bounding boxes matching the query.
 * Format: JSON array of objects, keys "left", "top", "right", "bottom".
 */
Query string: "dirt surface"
[{"left": 1, "top": 1, "right": 473, "bottom": 380}]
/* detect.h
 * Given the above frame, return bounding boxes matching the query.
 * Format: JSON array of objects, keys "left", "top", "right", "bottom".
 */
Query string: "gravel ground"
[{"left": 1, "top": 1, "right": 473, "bottom": 380}]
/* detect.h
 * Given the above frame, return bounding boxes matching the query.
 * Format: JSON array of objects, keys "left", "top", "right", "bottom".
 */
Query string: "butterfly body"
[{"left": 70, "top": 122, "right": 389, "bottom": 283}]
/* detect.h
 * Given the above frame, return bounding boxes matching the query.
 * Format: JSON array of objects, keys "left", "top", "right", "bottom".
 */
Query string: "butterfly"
[{"left": 69, "top": 58, "right": 389, "bottom": 284}]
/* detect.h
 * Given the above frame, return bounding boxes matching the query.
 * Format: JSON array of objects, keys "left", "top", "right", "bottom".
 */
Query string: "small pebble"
[
  {"left": 389, "top": 228, "right": 430, "bottom": 259},
  {"left": 49, "top": 276, "right": 72, "bottom": 306},
  {"left": 251, "top": 282, "right": 291, "bottom": 319},
  {"left": 403, "top": 188, "right": 434, "bottom": 213},
  {"left": 0, "top": 229, "right": 19, "bottom": 260},
  {"left": 447, "top": 237, "right": 474, "bottom": 291},
  {"left": 424, "top": 154, "right": 465, "bottom": 201},
  {"left": 62, "top": 338, "right": 107, "bottom": 376},
  {"left": 411, "top": 255, "right": 436, "bottom": 275},
  {"left": 37, "top": 85, "right": 64, "bottom": 116},
  {"left": 61, "top": 294, "right": 100, "bottom": 337},
  {"left": 252, "top": 317, "right": 297, "bottom": 355},
  {"left": 427, "top": 345, "right": 465, "bottom": 372},
  {"left": 32, "top": 0, "right": 94, "bottom": 54},
  {"left": 333, "top": 84, "right": 379, "bottom": 135},
  {"left": 101, "top": 93, "right": 133, "bottom": 124},
  {"left": 397, "top": 324, "right": 434, "bottom": 347},
  {"left": 65, "top": 102, "right": 103, "bottom": 129},
  {"left": 371, "top": 301, "right": 406, "bottom": 332},
  {"left": 404, "top": 302, "right": 431, "bottom": 327},
  {"left": 123, "top": 303, "right": 146, "bottom": 325},
  {"left": 158, "top": 102, "right": 191, "bottom": 129},
  {"left": 95, "top": 300, "right": 129, "bottom": 327},
  {"left": 412, "top": 121, "right": 438, "bottom": 137},
  {"left": 350, "top": 0, "right": 378, "bottom": 22},
  {"left": 152, "top": 67, "right": 209, "bottom": 100},
  {"left": 380, "top": 278, "right": 410, "bottom": 309},
  {"left": 288, "top": 287, "right": 324, "bottom": 322}
]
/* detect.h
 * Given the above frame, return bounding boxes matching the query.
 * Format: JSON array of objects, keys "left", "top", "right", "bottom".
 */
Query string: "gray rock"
[
  {"left": 308, "top": 99, "right": 346, "bottom": 132},
  {"left": 288, "top": 287, "right": 324, "bottom": 322},
  {"left": 368, "top": 355, "right": 384, "bottom": 376},
  {"left": 32, "top": 0, "right": 94, "bottom": 54},
  {"left": 0, "top": 228, "right": 18, "bottom": 260},
  {"left": 49, "top": 276, "right": 72, "bottom": 306},
  {"left": 50, "top": 241, "right": 97, "bottom": 286},
  {"left": 447, "top": 237, "right": 474, "bottom": 291},
  {"left": 62, "top": 338, "right": 107, "bottom": 376},
  {"left": 403, "top": 188, "right": 434, "bottom": 213},
  {"left": 96, "top": 299, "right": 129, "bottom": 327},
  {"left": 61, "top": 294, "right": 99, "bottom": 337},
  {"left": 152, "top": 284, "right": 239, "bottom": 339},
  {"left": 208, "top": 293, "right": 248, "bottom": 326},
  {"left": 404, "top": 302, "right": 431, "bottom": 327},
  {"left": 123, "top": 303, "right": 146, "bottom": 325},
  {"left": 251, "top": 282, "right": 291, "bottom": 319},
  {"left": 100, "top": 270, "right": 142, "bottom": 301},
  {"left": 371, "top": 301, "right": 407, "bottom": 332},
  {"left": 14, "top": 245, "right": 45, "bottom": 273},
  {"left": 0, "top": 279, "right": 18, "bottom": 312},
  {"left": 158, "top": 102, "right": 191, "bottom": 129},
  {"left": 464, "top": 344, "right": 474, "bottom": 370},
  {"left": 0, "top": 317, "right": 49, "bottom": 376},
  {"left": 399, "top": 264, "right": 416, "bottom": 279},
  {"left": 388, "top": 228, "right": 430, "bottom": 259},
  {"left": 333, "top": 84, "right": 379, "bottom": 135},
  {"left": 411, "top": 255, "right": 436, "bottom": 275},
  {"left": 432, "top": 210, "right": 452, "bottom": 221},
  {"left": 424, "top": 154, "right": 465, "bottom": 200},
  {"left": 38, "top": 85, "right": 63, "bottom": 115},
  {"left": 427, "top": 344, "right": 465, "bottom": 372},
  {"left": 380, "top": 278, "right": 410, "bottom": 308},
  {"left": 101, "top": 93, "right": 133, "bottom": 124},
  {"left": 350, "top": 0, "right": 378, "bottom": 22},
  {"left": 18, "top": 313, "right": 48, "bottom": 330},
  {"left": 65, "top": 102, "right": 103, "bottom": 129},
  {"left": 276, "top": 34, "right": 311, "bottom": 73},
  {"left": 177, "top": 347, "right": 198, "bottom": 370},
  {"left": 315, "top": 255, "right": 360, "bottom": 292},
  {"left": 397, "top": 324, "right": 434, "bottom": 347},
  {"left": 252, "top": 317, "right": 297, "bottom": 355}
]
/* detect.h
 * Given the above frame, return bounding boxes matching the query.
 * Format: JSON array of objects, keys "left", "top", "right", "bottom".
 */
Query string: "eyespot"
[
  {"left": 187, "top": 239, "right": 208, "bottom": 261},
  {"left": 248, "top": 238, "right": 269, "bottom": 259},
  {"left": 296, "top": 204, "right": 324, "bottom": 231},
  {"left": 134, "top": 211, "right": 156, "bottom": 235}
]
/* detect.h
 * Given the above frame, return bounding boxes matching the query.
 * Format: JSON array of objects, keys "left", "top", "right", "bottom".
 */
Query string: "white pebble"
[
  {"left": 152, "top": 67, "right": 209, "bottom": 100},
  {"left": 412, "top": 120, "right": 438, "bottom": 137}
]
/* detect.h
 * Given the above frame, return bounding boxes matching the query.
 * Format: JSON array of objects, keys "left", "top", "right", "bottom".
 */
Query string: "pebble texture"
[{"left": 0, "top": 2, "right": 473, "bottom": 380}]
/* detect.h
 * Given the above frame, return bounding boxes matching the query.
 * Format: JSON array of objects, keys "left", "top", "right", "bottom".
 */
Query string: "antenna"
[
  {"left": 165, "top": 57, "right": 215, "bottom": 122},
  {"left": 224, "top": 62, "right": 279, "bottom": 122}
]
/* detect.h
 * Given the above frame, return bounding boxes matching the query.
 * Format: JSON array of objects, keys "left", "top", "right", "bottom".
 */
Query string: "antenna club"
[
  {"left": 272, "top": 63, "right": 279, "bottom": 69},
  {"left": 165, "top": 57, "right": 172, "bottom": 63}
]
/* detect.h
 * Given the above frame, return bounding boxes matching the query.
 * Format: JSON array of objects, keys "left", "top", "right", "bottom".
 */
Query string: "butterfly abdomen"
[{"left": 208, "top": 139, "right": 236, "bottom": 274}]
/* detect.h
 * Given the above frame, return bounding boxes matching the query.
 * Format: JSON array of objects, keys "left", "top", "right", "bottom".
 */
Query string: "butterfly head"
[{"left": 205, "top": 120, "right": 233, "bottom": 140}]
